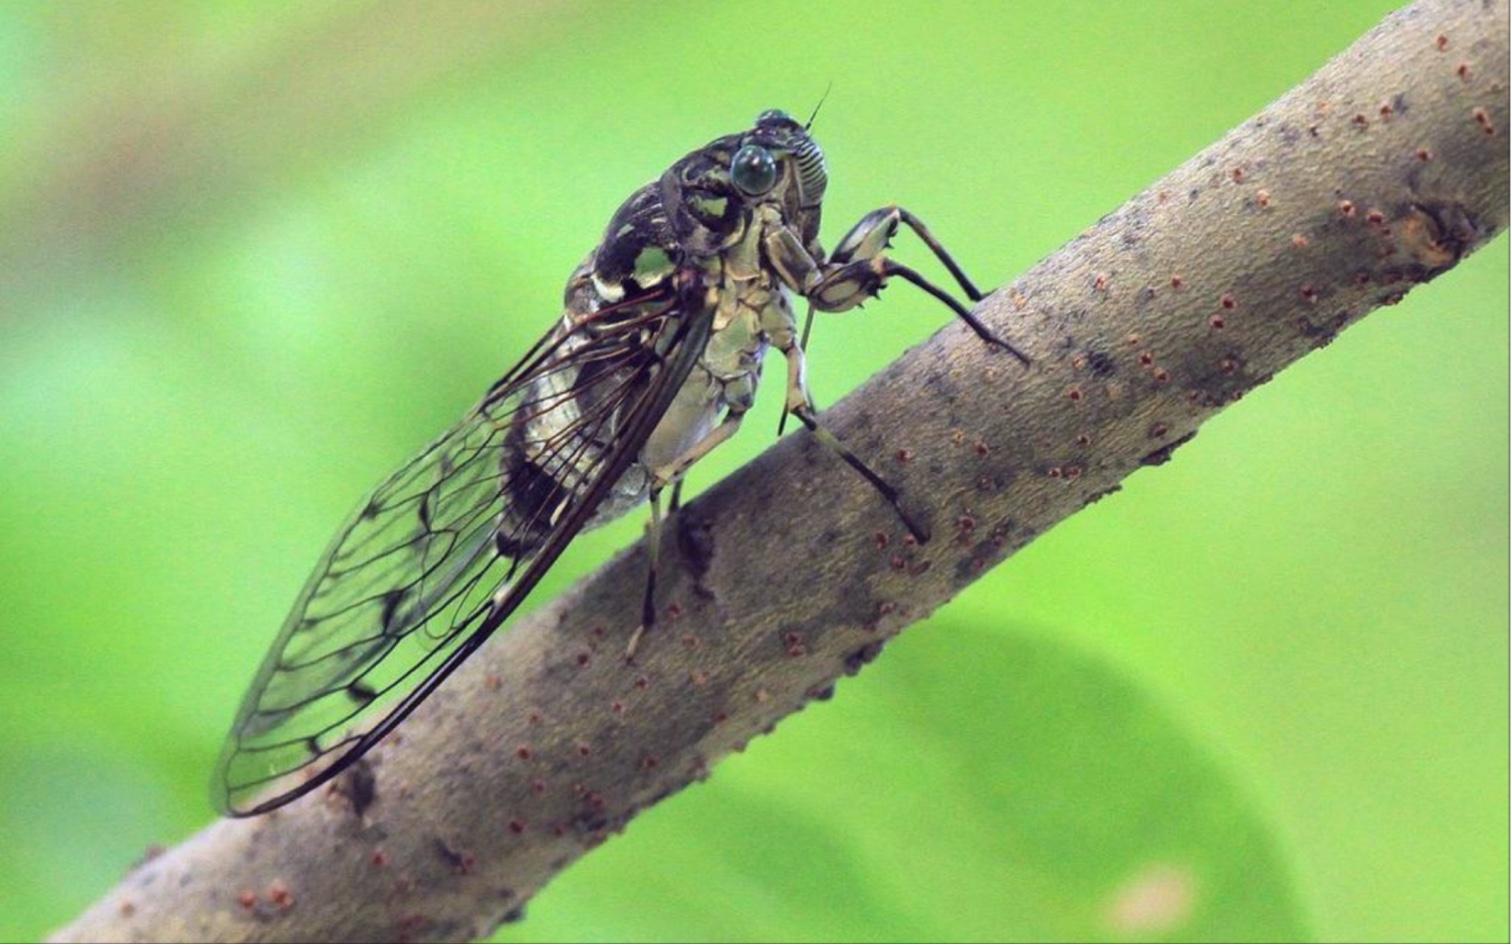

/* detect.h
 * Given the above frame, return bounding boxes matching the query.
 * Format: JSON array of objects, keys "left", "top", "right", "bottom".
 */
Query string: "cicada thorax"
[
  {"left": 489, "top": 152, "right": 740, "bottom": 561},
  {"left": 657, "top": 145, "right": 748, "bottom": 254},
  {"left": 588, "top": 186, "right": 680, "bottom": 305},
  {"left": 493, "top": 235, "right": 684, "bottom": 559}
]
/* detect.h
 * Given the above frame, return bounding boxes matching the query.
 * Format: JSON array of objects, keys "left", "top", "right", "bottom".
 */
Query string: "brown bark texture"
[{"left": 51, "top": 1, "right": 1509, "bottom": 941}]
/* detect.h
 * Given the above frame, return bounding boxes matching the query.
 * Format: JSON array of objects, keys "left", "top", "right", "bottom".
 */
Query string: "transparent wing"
[{"left": 214, "top": 281, "right": 710, "bottom": 815}]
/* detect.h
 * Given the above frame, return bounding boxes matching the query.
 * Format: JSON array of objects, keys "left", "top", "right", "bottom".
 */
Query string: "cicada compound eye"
[{"left": 730, "top": 144, "right": 778, "bottom": 196}]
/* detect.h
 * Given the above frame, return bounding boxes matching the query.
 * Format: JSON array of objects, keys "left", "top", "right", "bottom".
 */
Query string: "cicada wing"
[
  {"left": 213, "top": 282, "right": 709, "bottom": 816},
  {"left": 212, "top": 407, "right": 513, "bottom": 815}
]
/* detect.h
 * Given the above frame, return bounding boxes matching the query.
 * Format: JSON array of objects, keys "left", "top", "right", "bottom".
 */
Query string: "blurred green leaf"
[{"left": 512, "top": 628, "right": 1308, "bottom": 943}]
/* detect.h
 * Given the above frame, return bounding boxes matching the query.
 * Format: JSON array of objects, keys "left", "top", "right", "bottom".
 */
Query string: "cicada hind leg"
[{"left": 627, "top": 412, "right": 747, "bottom": 661}]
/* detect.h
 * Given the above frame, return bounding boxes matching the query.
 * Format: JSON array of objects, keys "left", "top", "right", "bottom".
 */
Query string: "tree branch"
[{"left": 51, "top": 1, "right": 1508, "bottom": 941}]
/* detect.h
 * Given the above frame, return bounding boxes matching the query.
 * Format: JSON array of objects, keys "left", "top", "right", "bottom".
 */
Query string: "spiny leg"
[
  {"left": 776, "top": 302, "right": 819, "bottom": 437},
  {"left": 770, "top": 326, "right": 927, "bottom": 542},
  {"left": 815, "top": 205, "right": 1031, "bottom": 365},
  {"left": 889, "top": 207, "right": 986, "bottom": 301},
  {"left": 791, "top": 404, "right": 929, "bottom": 544},
  {"left": 626, "top": 410, "right": 747, "bottom": 660},
  {"left": 881, "top": 260, "right": 1030, "bottom": 365},
  {"left": 625, "top": 486, "right": 665, "bottom": 661}
]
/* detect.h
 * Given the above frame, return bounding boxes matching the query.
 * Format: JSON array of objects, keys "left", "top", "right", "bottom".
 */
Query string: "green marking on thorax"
[
  {"left": 688, "top": 195, "right": 728, "bottom": 217},
  {"left": 634, "top": 246, "right": 673, "bottom": 283}
]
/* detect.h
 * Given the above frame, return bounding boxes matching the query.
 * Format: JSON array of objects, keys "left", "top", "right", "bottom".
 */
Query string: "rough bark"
[{"left": 51, "top": 1, "right": 1508, "bottom": 941}]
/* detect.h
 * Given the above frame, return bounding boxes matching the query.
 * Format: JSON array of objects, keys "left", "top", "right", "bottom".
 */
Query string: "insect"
[{"left": 213, "top": 108, "right": 1029, "bottom": 817}]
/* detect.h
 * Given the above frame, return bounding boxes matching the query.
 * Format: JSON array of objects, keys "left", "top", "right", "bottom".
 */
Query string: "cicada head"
[
  {"left": 735, "top": 109, "right": 828, "bottom": 246},
  {"left": 657, "top": 109, "right": 829, "bottom": 254},
  {"left": 747, "top": 108, "right": 828, "bottom": 209}
]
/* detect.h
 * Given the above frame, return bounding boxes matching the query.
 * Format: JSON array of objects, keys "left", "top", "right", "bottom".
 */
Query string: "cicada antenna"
[{"left": 805, "top": 82, "right": 834, "bottom": 131}]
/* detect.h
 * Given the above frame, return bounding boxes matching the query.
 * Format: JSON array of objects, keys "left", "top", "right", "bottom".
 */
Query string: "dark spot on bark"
[
  {"left": 1085, "top": 349, "right": 1116, "bottom": 378},
  {"left": 675, "top": 512, "right": 716, "bottom": 579},
  {"left": 1083, "top": 484, "right": 1122, "bottom": 507},
  {"left": 435, "top": 839, "right": 475, "bottom": 875},
  {"left": 332, "top": 758, "right": 377, "bottom": 817},
  {"left": 572, "top": 813, "right": 609, "bottom": 835},
  {"left": 955, "top": 539, "right": 1006, "bottom": 584},
  {"left": 1294, "top": 315, "right": 1338, "bottom": 348},
  {"left": 1408, "top": 201, "right": 1481, "bottom": 267},
  {"left": 1140, "top": 431, "right": 1197, "bottom": 467},
  {"left": 844, "top": 641, "right": 885, "bottom": 674}
]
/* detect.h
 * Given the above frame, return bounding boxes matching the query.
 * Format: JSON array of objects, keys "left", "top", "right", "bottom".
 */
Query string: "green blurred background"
[{"left": 1, "top": 2, "right": 1505, "bottom": 941}]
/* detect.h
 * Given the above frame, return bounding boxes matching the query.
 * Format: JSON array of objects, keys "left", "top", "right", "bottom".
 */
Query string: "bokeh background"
[{"left": 1, "top": 2, "right": 1505, "bottom": 942}]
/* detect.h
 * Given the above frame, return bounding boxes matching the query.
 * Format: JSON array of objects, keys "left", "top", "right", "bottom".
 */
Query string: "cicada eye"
[
  {"left": 756, "top": 108, "right": 793, "bottom": 125},
  {"left": 730, "top": 144, "right": 778, "bottom": 196}
]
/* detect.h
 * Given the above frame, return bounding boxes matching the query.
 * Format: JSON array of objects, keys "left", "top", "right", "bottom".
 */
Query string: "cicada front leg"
[{"left": 810, "top": 206, "right": 1030, "bottom": 365}]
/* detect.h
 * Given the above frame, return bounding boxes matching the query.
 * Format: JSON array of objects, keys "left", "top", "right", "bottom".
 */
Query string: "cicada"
[{"left": 214, "top": 109, "right": 1028, "bottom": 816}]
